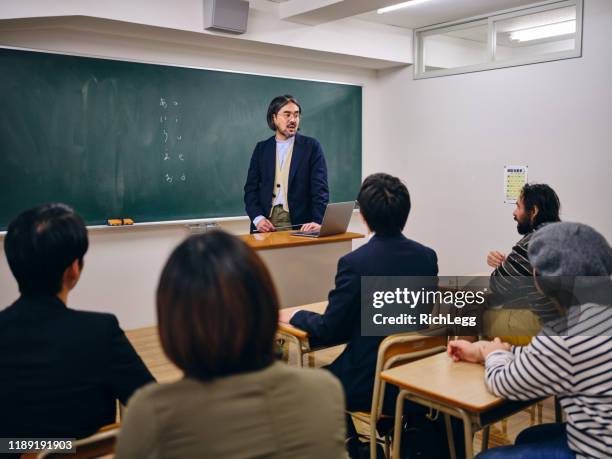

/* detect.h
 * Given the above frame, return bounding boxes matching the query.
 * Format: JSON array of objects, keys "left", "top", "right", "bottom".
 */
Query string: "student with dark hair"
[
  {"left": 244, "top": 94, "right": 329, "bottom": 233},
  {"left": 281, "top": 173, "right": 462, "bottom": 458},
  {"left": 115, "top": 231, "right": 346, "bottom": 458},
  {"left": 487, "top": 183, "right": 562, "bottom": 328},
  {"left": 0, "top": 203, "right": 154, "bottom": 441},
  {"left": 519, "top": 183, "right": 562, "bottom": 230},
  {"left": 449, "top": 222, "right": 612, "bottom": 458}
]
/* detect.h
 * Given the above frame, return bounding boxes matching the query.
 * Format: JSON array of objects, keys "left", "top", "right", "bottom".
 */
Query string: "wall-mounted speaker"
[{"left": 204, "top": 0, "right": 249, "bottom": 35}]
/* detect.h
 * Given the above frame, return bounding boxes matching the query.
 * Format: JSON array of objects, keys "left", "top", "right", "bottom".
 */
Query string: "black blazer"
[
  {"left": 290, "top": 233, "right": 438, "bottom": 412},
  {"left": 244, "top": 133, "right": 329, "bottom": 232},
  {"left": 0, "top": 295, "right": 155, "bottom": 438}
]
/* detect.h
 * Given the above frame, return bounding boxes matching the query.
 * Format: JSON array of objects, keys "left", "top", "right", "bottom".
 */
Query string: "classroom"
[{"left": 1, "top": 0, "right": 611, "bottom": 458}]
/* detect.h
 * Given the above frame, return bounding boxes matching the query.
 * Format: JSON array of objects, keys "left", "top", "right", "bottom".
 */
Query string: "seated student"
[
  {"left": 449, "top": 222, "right": 612, "bottom": 459},
  {"left": 486, "top": 183, "right": 562, "bottom": 334},
  {"left": 280, "top": 173, "right": 463, "bottom": 458},
  {"left": 0, "top": 203, "right": 154, "bottom": 440},
  {"left": 115, "top": 231, "right": 346, "bottom": 458}
]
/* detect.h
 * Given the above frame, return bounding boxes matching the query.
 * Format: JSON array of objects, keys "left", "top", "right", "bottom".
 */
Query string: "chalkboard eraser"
[{"left": 106, "top": 218, "right": 134, "bottom": 226}]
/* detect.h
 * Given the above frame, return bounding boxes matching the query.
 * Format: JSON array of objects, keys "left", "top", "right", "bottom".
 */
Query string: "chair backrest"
[
  {"left": 370, "top": 327, "right": 448, "bottom": 420},
  {"left": 29, "top": 425, "right": 119, "bottom": 459}
]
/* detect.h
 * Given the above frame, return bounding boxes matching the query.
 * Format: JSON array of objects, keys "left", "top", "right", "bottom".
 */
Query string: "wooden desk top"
[
  {"left": 126, "top": 326, "right": 182, "bottom": 384},
  {"left": 126, "top": 301, "right": 329, "bottom": 382},
  {"left": 277, "top": 301, "right": 327, "bottom": 339},
  {"left": 381, "top": 352, "right": 503, "bottom": 413},
  {"left": 239, "top": 231, "right": 364, "bottom": 251}
]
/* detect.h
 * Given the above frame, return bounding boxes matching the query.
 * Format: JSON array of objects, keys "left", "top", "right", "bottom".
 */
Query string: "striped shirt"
[
  {"left": 485, "top": 303, "right": 612, "bottom": 458},
  {"left": 490, "top": 225, "right": 560, "bottom": 323}
]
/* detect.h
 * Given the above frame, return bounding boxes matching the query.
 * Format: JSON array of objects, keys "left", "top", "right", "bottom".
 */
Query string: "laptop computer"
[{"left": 291, "top": 201, "right": 355, "bottom": 238}]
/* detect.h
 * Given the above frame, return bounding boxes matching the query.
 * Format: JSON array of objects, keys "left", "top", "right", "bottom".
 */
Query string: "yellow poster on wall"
[{"left": 504, "top": 165, "right": 528, "bottom": 204}]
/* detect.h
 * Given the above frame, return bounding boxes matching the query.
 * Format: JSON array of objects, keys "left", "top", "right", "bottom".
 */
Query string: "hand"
[
  {"left": 300, "top": 222, "right": 321, "bottom": 232},
  {"left": 447, "top": 340, "right": 484, "bottom": 363},
  {"left": 481, "top": 337, "right": 511, "bottom": 359},
  {"left": 278, "top": 309, "right": 298, "bottom": 323},
  {"left": 487, "top": 251, "right": 506, "bottom": 268},
  {"left": 256, "top": 218, "right": 275, "bottom": 233}
]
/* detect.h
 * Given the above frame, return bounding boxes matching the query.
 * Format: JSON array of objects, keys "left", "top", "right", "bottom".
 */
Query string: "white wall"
[
  {"left": 0, "top": 17, "right": 378, "bottom": 328},
  {"left": 375, "top": 0, "right": 612, "bottom": 275}
]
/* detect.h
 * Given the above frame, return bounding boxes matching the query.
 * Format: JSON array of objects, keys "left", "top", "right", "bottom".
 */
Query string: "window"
[
  {"left": 415, "top": 0, "right": 582, "bottom": 79},
  {"left": 421, "top": 21, "right": 489, "bottom": 72}
]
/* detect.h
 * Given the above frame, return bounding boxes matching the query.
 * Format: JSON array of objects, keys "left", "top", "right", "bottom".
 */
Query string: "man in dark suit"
[
  {"left": 281, "top": 172, "right": 438, "bottom": 408},
  {"left": 244, "top": 95, "right": 329, "bottom": 233},
  {"left": 0, "top": 203, "right": 154, "bottom": 442},
  {"left": 280, "top": 173, "right": 463, "bottom": 458}
]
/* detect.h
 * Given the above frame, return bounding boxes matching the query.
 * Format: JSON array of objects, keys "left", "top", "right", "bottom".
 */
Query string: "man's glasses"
[{"left": 276, "top": 111, "right": 300, "bottom": 121}]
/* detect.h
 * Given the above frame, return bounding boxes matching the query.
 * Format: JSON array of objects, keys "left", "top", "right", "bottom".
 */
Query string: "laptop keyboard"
[{"left": 293, "top": 230, "right": 319, "bottom": 236}]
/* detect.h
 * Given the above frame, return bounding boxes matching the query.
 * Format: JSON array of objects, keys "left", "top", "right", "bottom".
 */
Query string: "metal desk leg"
[
  {"left": 444, "top": 413, "right": 457, "bottom": 459},
  {"left": 537, "top": 401, "right": 543, "bottom": 424},
  {"left": 280, "top": 339, "right": 289, "bottom": 363},
  {"left": 277, "top": 333, "right": 304, "bottom": 367},
  {"left": 456, "top": 408, "right": 474, "bottom": 459},
  {"left": 555, "top": 396, "right": 563, "bottom": 423},
  {"left": 294, "top": 338, "right": 304, "bottom": 367},
  {"left": 481, "top": 426, "right": 490, "bottom": 452},
  {"left": 392, "top": 390, "right": 409, "bottom": 459}
]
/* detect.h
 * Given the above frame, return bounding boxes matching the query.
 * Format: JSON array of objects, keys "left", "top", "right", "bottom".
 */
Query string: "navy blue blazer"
[
  {"left": 244, "top": 133, "right": 329, "bottom": 232},
  {"left": 290, "top": 233, "right": 438, "bottom": 412},
  {"left": 0, "top": 295, "right": 155, "bottom": 439}
]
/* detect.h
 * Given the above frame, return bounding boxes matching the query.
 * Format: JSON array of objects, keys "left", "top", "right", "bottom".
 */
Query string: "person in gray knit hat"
[
  {"left": 449, "top": 222, "right": 612, "bottom": 459},
  {"left": 529, "top": 221, "right": 612, "bottom": 277},
  {"left": 529, "top": 222, "right": 612, "bottom": 318}
]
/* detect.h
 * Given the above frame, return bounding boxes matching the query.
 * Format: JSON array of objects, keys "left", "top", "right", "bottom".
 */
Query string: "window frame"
[{"left": 414, "top": 0, "right": 583, "bottom": 79}]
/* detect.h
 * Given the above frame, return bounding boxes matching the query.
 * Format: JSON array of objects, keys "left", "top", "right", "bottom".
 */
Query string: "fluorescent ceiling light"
[
  {"left": 510, "top": 20, "right": 576, "bottom": 42},
  {"left": 377, "top": 0, "right": 432, "bottom": 14}
]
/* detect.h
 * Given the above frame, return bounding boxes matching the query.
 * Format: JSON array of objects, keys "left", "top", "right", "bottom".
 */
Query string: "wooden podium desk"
[{"left": 239, "top": 231, "right": 364, "bottom": 308}]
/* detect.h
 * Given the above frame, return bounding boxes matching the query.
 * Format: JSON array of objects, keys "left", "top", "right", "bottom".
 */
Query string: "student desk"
[
  {"left": 381, "top": 352, "right": 537, "bottom": 459},
  {"left": 277, "top": 301, "right": 328, "bottom": 367},
  {"left": 239, "top": 231, "right": 364, "bottom": 308},
  {"left": 126, "top": 301, "right": 332, "bottom": 380}
]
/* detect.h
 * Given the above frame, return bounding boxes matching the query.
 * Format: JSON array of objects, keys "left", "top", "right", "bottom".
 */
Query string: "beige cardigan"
[{"left": 115, "top": 362, "right": 347, "bottom": 458}]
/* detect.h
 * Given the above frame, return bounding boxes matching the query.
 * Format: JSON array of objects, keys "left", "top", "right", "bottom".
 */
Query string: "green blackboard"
[{"left": 0, "top": 48, "right": 362, "bottom": 229}]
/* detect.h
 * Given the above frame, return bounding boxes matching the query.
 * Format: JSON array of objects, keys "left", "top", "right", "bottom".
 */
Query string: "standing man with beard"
[
  {"left": 487, "top": 183, "right": 562, "bottom": 328},
  {"left": 244, "top": 95, "right": 329, "bottom": 233}
]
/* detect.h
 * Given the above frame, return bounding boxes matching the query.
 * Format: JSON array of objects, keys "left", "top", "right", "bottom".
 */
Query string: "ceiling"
[{"left": 263, "top": 0, "right": 547, "bottom": 28}]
